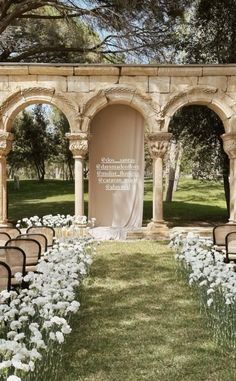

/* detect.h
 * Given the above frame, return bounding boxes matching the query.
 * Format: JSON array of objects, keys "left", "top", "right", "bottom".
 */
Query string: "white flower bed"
[
  {"left": 170, "top": 232, "right": 236, "bottom": 350},
  {"left": 0, "top": 238, "right": 94, "bottom": 381},
  {"left": 16, "top": 214, "right": 89, "bottom": 228}
]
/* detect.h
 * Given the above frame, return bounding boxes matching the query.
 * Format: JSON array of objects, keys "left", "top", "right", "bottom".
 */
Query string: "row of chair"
[
  {"left": 0, "top": 226, "right": 55, "bottom": 293},
  {"left": 213, "top": 224, "right": 236, "bottom": 263}
]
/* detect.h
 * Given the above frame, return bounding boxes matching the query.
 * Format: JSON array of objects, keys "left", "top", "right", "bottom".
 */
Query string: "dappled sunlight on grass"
[
  {"left": 8, "top": 178, "right": 227, "bottom": 225},
  {"left": 59, "top": 241, "right": 235, "bottom": 381}
]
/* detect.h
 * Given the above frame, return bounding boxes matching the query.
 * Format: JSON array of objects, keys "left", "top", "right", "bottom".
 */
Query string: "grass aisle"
[{"left": 60, "top": 241, "right": 233, "bottom": 381}]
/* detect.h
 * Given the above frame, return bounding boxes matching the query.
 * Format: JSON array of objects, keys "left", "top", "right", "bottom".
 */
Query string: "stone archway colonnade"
[{"left": 0, "top": 63, "right": 236, "bottom": 235}]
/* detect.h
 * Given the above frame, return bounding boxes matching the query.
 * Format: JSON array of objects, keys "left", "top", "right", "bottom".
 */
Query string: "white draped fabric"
[{"left": 89, "top": 104, "right": 144, "bottom": 238}]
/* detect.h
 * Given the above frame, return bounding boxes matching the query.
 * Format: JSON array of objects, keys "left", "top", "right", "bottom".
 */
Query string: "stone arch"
[
  {"left": 161, "top": 86, "right": 236, "bottom": 132},
  {"left": 80, "top": 85, "right": 162, "bottom": 133},
  {"left": 0, "top": 87, "right": 80, "bottom": 132}
]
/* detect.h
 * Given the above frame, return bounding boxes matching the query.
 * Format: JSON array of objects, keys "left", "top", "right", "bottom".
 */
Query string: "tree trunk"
[
  {"left": 223, "top": 172, "right": 230, "bottom": 217},
  {"left": 165, "top": 140, "right": 177, "bottom": 202},
  {"left": 219, "top": 139, "right": 230, "bottom": 217},
  {"left": 173, "top": 143, "right": 183, "bottom": 192},
  {"left": 35, "top": 161, "right": 45, "bottom": 181},
  {"left": 68, "top": 162, "right": 74, "bottom": 181}
]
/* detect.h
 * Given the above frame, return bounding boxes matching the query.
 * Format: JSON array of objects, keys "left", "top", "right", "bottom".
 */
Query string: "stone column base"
[
  {"left": 145, "top": 220, "right": 170, "bottom": 239},
  {"left": 0, "top": 220, "right": 12, "bottom": 227}
]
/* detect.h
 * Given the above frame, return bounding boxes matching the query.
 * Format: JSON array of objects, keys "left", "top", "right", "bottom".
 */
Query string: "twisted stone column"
[
  {"left": 147, "top": 132, "right": 172, "bottom": 228},
  {"left": 0, "top": 132, "right": 14, "bottom": 226},
  {"left": 67, "top": 133, "right": 89, "bottom": 217},
  {"left": 221, "top": 133, "right": 236, "bottom": 223}
]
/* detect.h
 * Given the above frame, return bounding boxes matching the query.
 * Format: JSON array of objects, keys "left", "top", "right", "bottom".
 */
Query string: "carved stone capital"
[
  {"left": 66, "top": 132, "right": 89, "bottom": 158},
  {"left": 221, "top": 133, "right": 236, "bottom": 159},
  {"left": 147, "top": 132, "right": 172, "bottom": 158},
  {"left": 0, "top": 131, "right": 14, "bottom": 156}
]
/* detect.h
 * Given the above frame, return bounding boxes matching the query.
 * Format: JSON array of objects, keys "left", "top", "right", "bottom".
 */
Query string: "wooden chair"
[
  {"left": 0, "top": 227, "right": 21, "bottom": 239},
  {"left": 6, "top": 238, "right": 41, "bottom": 272},
  {"left": 225, "top": 232, "right": 236, "bottom": 263},
  {"left": 17, "top": 233, "right": 48, "bottom": 255},
  {"left": 213, "top": 224, "right": 236, "bottom": 251},
  {"left": 0, "top": 232, "right": 11, "bottom": 246},
  {"left": 0, "top": 247, "right": 26, "bottom": 288},
  {"left": 27, "top": 226, "right": 55, "bottom": 247},
  {"left": 0, "top": 261, "right": 11, "bottom": 292}
]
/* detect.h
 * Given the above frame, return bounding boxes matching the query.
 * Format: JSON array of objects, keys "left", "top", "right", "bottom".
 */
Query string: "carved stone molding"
[
  {"left": 162, "top": 86, "right": 218, "bottom": 115},
  {"left": 81, "top": 85, "right": 161, "bottom": 132},
  {"left": 221, "top": 133, "right": 236, "bottom": 159},
  {"left": 0, "top": 88, "right": 54, "bottom": 116},
  {"left": 147, "top": 132, "right": 172, "bottom": 158},
  {"left": 0, "top": 88, "right": 78, "bottom": 133},
  {"left": 0, "top": 131, "right": 14, "bottom": 156},
  {"left": 66, "top": 132, "right": 89, "bottom": 158},
  {"left": 161, "top": 86, "right": 236, "bottom": 131}
]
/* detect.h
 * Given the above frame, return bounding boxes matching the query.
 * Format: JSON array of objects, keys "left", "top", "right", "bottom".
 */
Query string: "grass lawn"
[
  {"left": 144, "top": 178, "right": 228, "bottom": 226},
  {"left": 58, "top": 241, "right": 235, "bottom": 381},
  {"left": 8, "top": 177, "right": 228, "bottom": 225}
]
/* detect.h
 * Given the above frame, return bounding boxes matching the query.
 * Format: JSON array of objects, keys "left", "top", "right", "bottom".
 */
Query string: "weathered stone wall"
[
  {"left": 1, "top": 63, "right": 236, "bottom": 229},
  {"left": 1, "top": 64, "right": 236, "bottom": 133}
]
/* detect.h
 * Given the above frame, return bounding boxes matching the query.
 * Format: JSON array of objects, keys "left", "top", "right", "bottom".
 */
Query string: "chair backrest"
[
  {"left": 0, "top": 246, "right": 26, "bottom": 277},
  {"left": 6, "top": 238, "right": 41, "bottom": 266},
  {"left": 17, "top": 233, "right": 47, "bottom": 254},
  {"left": 0, "top": 232, "right": 11, "bottom": 246},
  {"left": 213, "top": 224, "right": 236, "bottom": 246},
  {"left": 27, "top": 226, "right": 55, "bottom": 247},
  {"left": 0, "top": 261, "right": 11, "bottom": 292},
  {"left": 0, "top": 227, "right": 21, "bottom": 239},
  {"left": 226, "top": 232, "right": 236, "bottom": 253}
]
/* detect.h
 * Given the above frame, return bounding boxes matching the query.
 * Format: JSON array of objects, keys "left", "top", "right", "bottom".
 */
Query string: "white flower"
[
  {"left": 0, "top": 360, "right": 12, "bottom": 369},
  {"left": 55, "top": 331, "right": 64, "bottom": 343},
  {"left": 12, "top": 358, "right": 29, "bottom": 371},
  {"left": 61, "top": 324, "right": 72, "bottom": 335},
  {"left": 0, "top": 220, "right": 94, "bottom": 379},
  {"left": 207, "top": 288, "right": 215, "bottom": 295},
  {"left": 7, "top": 376, "right": 21, "bottom": 381}
]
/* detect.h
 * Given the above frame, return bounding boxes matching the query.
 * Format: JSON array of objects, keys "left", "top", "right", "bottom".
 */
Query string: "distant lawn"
[
  {"left": 58, "top": 241, "right": 235, "bottom": 381},
  {"left": 144, "top": 178, "right": 228, "bottom": 226},
  {"left": 8, "top": 179, "right": 77, "bottom": 223},
  {"left": 8, "top": 177, "right": 228, "bottom": 225}
]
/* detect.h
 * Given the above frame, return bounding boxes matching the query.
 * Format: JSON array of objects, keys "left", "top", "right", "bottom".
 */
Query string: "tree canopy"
[
  {"left": 8, "top": 104, "right": 72, "bottom": 181},
  {"left": 181, "top": 0, "right": 236, "bottom": 63},
  {"left": 0, "top": 0, "right": 191, "bottom": 62}
]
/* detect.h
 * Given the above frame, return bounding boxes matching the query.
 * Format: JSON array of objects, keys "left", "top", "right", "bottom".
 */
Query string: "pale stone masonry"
[{"left": 0, "top": 63, "right": 236, "bottom": 234}]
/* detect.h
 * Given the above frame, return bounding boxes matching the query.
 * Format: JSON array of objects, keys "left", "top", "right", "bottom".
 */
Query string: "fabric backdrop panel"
[{"left": 89, "top": 104, "right": 144, "bottom": 228}]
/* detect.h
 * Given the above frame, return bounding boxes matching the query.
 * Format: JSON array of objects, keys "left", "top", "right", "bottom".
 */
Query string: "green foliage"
[
  {"left": 0, "top": 2, "right": 102, "bottom": 62},
  {"left": 8, "top": 104, "right": 75, "bottom": 181},
  {"left": 9, "top": 105, "right": 57, "bottom": 181},
  {"left": 182, "top": 0, "right": 236, "bottom": 63},
  {"left": 0, "top": 0, "right": 192, "bottom": 62},
  {"left": 49, "top": 107, "right": 74, "bottom": 180},
  {"left": 169, "top": 105, "right": 228, "bottom": 180}
]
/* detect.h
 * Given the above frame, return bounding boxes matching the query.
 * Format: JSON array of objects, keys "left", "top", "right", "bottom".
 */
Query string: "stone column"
[
  {"left": 147, "top": 132, "right": 172, "bottom": 230},
  {"left": 221, "top": 133, "right": 236, "bottom": 223},
  {"left": 0, "top": 132, "right": 14, "bottom": 226},
  {"left": 67, "top": 133, "right": 89, "bottom": 217}
]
